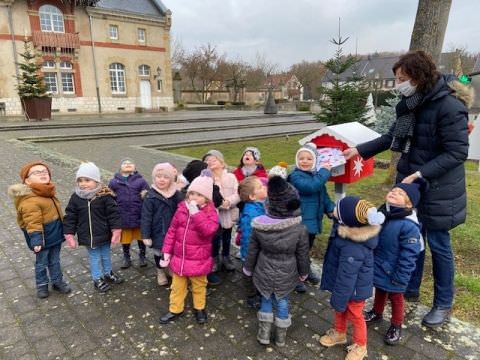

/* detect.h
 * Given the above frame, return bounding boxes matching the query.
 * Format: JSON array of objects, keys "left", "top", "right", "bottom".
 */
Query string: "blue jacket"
[
  {"left": 238, "top": 201, "right": 266, "bottom": 261},
  {"left": 374, "top": 210, "right": 422, "bottom": 293},
  {"left": 288, "top": 168, "right": 335, "bottom": 234},
  {"left": 320, "top": 221, "right": 380, "bottom": 312}
]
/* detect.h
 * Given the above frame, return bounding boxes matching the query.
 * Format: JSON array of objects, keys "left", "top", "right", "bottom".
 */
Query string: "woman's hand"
[
  {"left": 343, "top": 147, "right": 359, "bottom": 160},
  {"left": 402, "top": 172, "right": 421, "bottom": 184}
]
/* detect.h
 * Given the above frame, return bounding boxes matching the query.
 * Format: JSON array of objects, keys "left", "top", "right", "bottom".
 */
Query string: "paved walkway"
[{"left": 0, "top": 111, "right": 478, "bottom": 360}]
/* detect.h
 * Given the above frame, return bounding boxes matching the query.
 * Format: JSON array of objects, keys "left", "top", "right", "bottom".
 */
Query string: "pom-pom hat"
[{"left": 267, "top": 175, "right": 300, "bottom": 218}]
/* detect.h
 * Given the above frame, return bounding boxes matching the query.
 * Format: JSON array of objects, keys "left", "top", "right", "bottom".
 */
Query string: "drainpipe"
[
  {"left": 7, "top": 5, "right": 20, "bottom": 84},
  {"left": 88, "top": 14, "right": 101, "bottom": 113}
]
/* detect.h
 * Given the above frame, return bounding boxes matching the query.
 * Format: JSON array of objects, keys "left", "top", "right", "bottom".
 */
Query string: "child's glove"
[
  {"left": 142, "top": 238, "right": 152, "bottom": 247},
  {"left": 187, "top": 200, "right": 199, "bottom": 215},
  {"left": 33, "top": 245, "right": 42, "bottom": 253},
  {"left": 64, "top": 234, "right": 77, "bottom": 249},
  {"left": 159, "top": 253, "right": 171, "bottom": 268},
  {"left": 111, "top": 229, "right": 122, "bottom": 245}
]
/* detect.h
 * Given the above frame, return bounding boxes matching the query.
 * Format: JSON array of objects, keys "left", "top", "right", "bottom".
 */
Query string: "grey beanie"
[
  {"left": 76, "top": 162, "right": 101, "bottom": 183},
  {"left": 202, "top": 149, "right": 225, "bottom": 163}
]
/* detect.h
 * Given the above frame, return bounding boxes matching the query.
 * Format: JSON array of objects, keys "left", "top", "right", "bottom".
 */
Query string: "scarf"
[
  {"left": 390, "top": 92, "right": 423, "bottom": 154},
  {"left": 379, "top": 203, "right": 412, "bottom": 220},
  {"left": 241, "top": 165, "right": 257, "bottom": 177},
  {"left": 151, "top": 184, "right": 176, "bottom": 199},
  {"left": 29, "top": 183, "right": 56, "bottom": 198},
  {"left": 75, "top": 184, "right": 102, "bottom": 200}
]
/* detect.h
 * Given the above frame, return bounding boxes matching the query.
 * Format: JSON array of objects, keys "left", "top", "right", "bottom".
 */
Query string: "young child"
[
  {"left": 8, "top": 161, "right": 72, "bottom": 299},
  {"left": 141, "top": 163, "right": 183, "bottom": 286},
  {"left": 233, "top": 147, "right": 268, "bottom": 182},
  {"left": 319, "top": 196, "right": 384, "bottom": 360},
  {"left": 268, "top": 161, "right": 289, "bottom": 179},
  {"left": 108, "top": 158, "right": 149, "bottom": 269},
  {"left": 63, "top": 162, "right": 124, "bottom": 293},
  {"left": 159, "top": 172, "right": 219, "bottom": 325},
  {"left": 364, "top": 181, "right": 423, "bottom": 345},
  {"left": 288, "top": 143, "right": 335, "bottom": 291},
  {"left": 243, "top": 176, "right": 310, "bottom": 347}
]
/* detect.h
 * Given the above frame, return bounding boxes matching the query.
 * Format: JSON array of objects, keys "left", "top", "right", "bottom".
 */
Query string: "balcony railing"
[{"left": 32, "top": 31, "right": 80, "bottom": 49}]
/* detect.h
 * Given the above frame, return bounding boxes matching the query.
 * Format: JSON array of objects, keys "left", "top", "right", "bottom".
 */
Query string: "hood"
[
  {"left": 252, "top": 215, "right": 302, "bottom": 231},
  {"left": 428, "top": 74, "right": 474, "bottom": 108},
  {"left": 96, "top": 185, "right": 115, "bottom": 197},
  {"left": 337, "top": 224, "right": 381, "bottom": 243},
  {"left": 8, "top": 183, "right": 33, "bottom": 199},
  {"left": 405, "top": 209, "right": 420, "bottom": 226}
]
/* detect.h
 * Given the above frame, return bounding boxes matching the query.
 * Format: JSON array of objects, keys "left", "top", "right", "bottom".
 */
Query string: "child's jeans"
[
  {"left": 212, "top": 227, "right": 233, "bottom": 258},
  {"left": 169, "top": 273, "right": 207, "bottom": 313},
  {"left": 259, "top": 294, "right": 289, "bottom": 320},
  {"left": 335, "top": 300, "right": 367, "bottom": 346},
  {"left": 35, "top": 243, "right": 63, "bottom": 288},
  {"left": 87, "top": 243, "right": 112, "bottom": 281},
  {"left": 373, "top": 288, "right": 405, "bottom": 326}
]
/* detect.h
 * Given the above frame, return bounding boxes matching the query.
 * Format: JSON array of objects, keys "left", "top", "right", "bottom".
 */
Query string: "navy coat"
[
  {"left": 357, "top": 75, "right": 470, "bottom": 231},
  {"left": 288, "top": 168, "right": 335, "bottom": 234},
  {"left": 320, "top": 222, "right": 380, "bottom": 312}
]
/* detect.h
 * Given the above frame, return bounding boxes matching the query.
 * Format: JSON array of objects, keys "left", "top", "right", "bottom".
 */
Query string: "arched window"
[
  {"left": 138, "top": 65, "right": 150, "bottom": 76},
  {"left": 39, "top": 5, "right": 65, "bottom": 33},
  {"left": 109, "top": 63, "right": 126, "bottom": 93}
]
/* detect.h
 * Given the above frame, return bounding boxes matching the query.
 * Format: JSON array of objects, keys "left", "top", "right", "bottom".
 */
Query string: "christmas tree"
[
  {"left": 16, "top": 40, "right": 49, "bottom": 99},
  {"left": 374, "top": 92, "right": 400, "bottom": 134}
]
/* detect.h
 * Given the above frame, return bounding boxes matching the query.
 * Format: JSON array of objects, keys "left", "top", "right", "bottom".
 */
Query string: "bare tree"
[
  {"left": 289, "top": 60, "right": 326, "bottom": 100},
  {"left": 218, "top": 59, "right": 248, "bottom": 102}
]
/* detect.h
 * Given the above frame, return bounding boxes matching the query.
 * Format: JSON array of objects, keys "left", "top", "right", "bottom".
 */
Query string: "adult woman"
[{"left": 344, "top": 50, "right": 473, "bottom": 328}]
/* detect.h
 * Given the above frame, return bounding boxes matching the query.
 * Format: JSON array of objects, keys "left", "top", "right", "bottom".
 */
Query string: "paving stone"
[
  {"left": 32, "top": 336, "right": 67, "bottom": 360},
  {"left": 0, "top": 324, "right": 25, "bottom": 346}
]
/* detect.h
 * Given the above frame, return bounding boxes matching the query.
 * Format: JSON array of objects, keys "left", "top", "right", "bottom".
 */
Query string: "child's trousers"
[
  {"left": 169, "top": 273, "right": 207, "bottom": 313},
  {"left": 335, "top": 300, "right": 367, "bottom": 346},
  {"left": 373, "top": 288, "right": 405, "bottom": 326},
  {"left": 35, "top": 243, "right": 63, "bottom": 288},
  {"left": 87, "top": 243, "right": 112, "bottom": 281}
]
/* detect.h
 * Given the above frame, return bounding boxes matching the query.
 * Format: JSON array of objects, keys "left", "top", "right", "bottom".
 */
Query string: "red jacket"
[
  {"left": 162, "top": 201, "right": 219, "bottom": 277},
  {"left": 233, "top": 165, "right": 268, "bottom": 182}
]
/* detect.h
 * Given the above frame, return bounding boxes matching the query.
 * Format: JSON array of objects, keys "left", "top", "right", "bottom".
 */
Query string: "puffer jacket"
[
  {"left": 8, "top": 184, "right": 64, "bottom": 250},
  {"left": 215, "top": 170, "right": 240, "bottom": 229},
  {"left": 162, "top": 201, "right": 219, "bottom": 277},
  {"left": 63, "top": 187, "right": 121, "bottom": 248},
  {"left": 357, "top": 75, "right": 472, "bottom": 230},
  {"left": 233, "top": 165, "right": 268, "bottom": 182},
  {"left": 238, "top": 201, "right": 266, "bottom": 261},
  {"left": 288, "top": 168, "right": 335, "bottom": 234},
  {"left": 244, "top": 215, "right": 310, "bottom": 299},
  {"left": 320, "top": 221, "right": 380, "bottom": 312}
]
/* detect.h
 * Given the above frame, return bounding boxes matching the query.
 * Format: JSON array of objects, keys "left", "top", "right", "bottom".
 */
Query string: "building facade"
[{"left": 0, "top": 0, "right": 173, "bottom": 115}]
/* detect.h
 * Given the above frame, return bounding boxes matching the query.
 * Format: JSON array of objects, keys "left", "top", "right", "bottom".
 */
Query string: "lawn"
[{"left": 170, "top": 136, "right": 480, "bottom": 325}]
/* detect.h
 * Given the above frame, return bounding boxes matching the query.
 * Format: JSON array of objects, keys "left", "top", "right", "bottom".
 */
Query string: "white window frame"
[
  {"left": 59, "top": 61, "right": 73, "bottom": 70},
  {"left": 43, "top": 72, "right": 58, "bottom": 94},
  {"left": 42, "top": 61, "right": 56, "bottom": 69},
  {"left": 138, "top": 64, "right": 150, "bottom": 76},
  {"left": 39, "top": 5, "right": 65, "bottom": 33},
  {"left": 109, "top": 25, "right": 119, "bottom": 40},
  {"left": 137, "top": 28, "right": 146, "bottom": 43},
  {"left": 61, "top": 72, "right": 75, "bottom": 94},
  {"left": 109, "top": 63, "right": 126, "bottom": 94}
]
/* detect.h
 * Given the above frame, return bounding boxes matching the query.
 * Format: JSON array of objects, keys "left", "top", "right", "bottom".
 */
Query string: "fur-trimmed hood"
[
  {"left": 448, "top": 77, "right": 475, "bottom": 109},
  {"left": 95, "top": 185, "right": 115, "bottom": 198},
  {"left": 252, "top": 215, "right": 302, "bottom": 231},
  {"left": 8, "top": 183, "right": 32, "bottom": 199},
  {"left": 337, "top": 224, "right": 381, "bottom": 243}
]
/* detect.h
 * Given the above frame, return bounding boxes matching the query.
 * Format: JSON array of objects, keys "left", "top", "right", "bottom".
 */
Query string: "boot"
[
  {"left": 319, "top": 328, "right": 347, "bottom": 347},
  {"left": 257, "top": 312, "right": 274, "bottom": 345},
  {"left": 37, "top": 285, "right": 49, "bottom": 299},
  {"left": 345, "top": 343, "right": 367, "bottom": 360},
  {"left": 121, "top": 245, "right": 131, "bottom": 269},
  {"left": 207, "top": 272, "right": 221, "bottom": 286},
  {"left": 306, "top": 271, "right": 320, "bottom": 285},
  {"left": 52, "top": 280, "right": 72, "bottom": 294},
  {"left": 104, "top": 271, "right": 124, "bottom": 284},
  {"left": 138, "top": 255, "right": 147, "bottom": 267},
  {"left": 274, "top": 316, "right": 291, "bottom": 347},
  {"left": 157, "top": 268, "right": 168, "bottom": 286},
  {"left": 194, "top": 309, "right": 208, "bottom": 324},
  {"left": 222, "top": 256, "right": 236, "bottom": 272},
  {"left": 364, "top": 309, "right": 383, "bottom": 324},
  {"left": 422, "top": 307, "right": 451, "bottom": 328},
  {"left": 384, "top": 324, "right": 402, "bottom": 345},
  {"left": 138, "top": 241, "right": 147, "bottom": 267},
  {"left": 212, "top": 256, "right": 220, "bottom": 272}
]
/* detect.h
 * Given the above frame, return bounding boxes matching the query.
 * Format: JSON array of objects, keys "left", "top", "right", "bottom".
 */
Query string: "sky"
[{"left": 167, "top": 0, "right": 480, "bottom": 70}]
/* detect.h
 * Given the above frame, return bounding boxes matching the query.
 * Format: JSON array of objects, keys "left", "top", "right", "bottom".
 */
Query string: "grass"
[{"left": 169, "top": 136, "right": 480, "bottom": 325}]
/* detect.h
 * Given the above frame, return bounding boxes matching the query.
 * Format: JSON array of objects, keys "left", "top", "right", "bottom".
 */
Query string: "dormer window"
[{"left": 39, "top": 5, "right": 65, "bottom": 33}]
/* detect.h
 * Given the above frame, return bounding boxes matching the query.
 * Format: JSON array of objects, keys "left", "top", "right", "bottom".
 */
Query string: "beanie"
[
  {"left": 188, "top": 170, "right": 214, "bottom": 201},
  {"left": 152, "top": 162, "right": 176, "bottom": 182},
  {"left": 20, "top": 160, "right": 51, "bottom": 183},
  {"left": 268, "top": 161, "right": 288, "bottom": 179},
  {"left": 267, "top": 176, "right": 300, "bottom": 218},
  {"left": 76, "top": 162, "right": 101, "bottom": 183},
  {"left": 182, "top": 160, "right": 207, "bottom": 184},
  {"left": 295, "top": 142, "right": 317, "bottom": 171},
  {"left": 120, "top": 158, "right": 135, "bottom": 166},
  {"left": 393, "top": 178, "right": 427, "bottom": 208},
  {"left": 336, "top": 196, "right": 385, "bottom": 227},
  {"left": 202, "top": 149, "right": 225, "bottom": 164},
  {"left": 242, "top": 147, "right": 261, "bottom": 161}
]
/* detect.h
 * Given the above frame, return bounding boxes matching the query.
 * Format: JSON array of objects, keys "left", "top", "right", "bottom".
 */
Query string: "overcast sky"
[{"left": 168, "top": 0, "right": 480, "bottom": 70}]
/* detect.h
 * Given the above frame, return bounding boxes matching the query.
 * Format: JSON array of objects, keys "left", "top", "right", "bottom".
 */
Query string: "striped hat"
[{"left": 336, "top": 196, "right": 384, "bottom": 227}]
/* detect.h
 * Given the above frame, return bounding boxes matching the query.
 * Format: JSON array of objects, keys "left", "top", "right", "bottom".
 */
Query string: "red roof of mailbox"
[{"left": 299, "top": 122, "right": 380, "bottom": 148}]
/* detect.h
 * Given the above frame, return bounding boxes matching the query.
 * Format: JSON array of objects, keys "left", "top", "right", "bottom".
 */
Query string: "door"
[{"left": 140, "top": 80, "right": 152, "bottom": 109}]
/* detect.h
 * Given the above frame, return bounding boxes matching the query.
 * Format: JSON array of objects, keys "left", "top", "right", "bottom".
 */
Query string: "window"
[
  {"left": 157, "top": 79, "right": 163, "bottom": 92},
  {"left": 42, "top": 61, "right": 55, "bottom": 69},
  {"left": 138, "top": 28, "right": 146, "bottom": 43},
  {"left": 109, "top": 63, "right": 126, "bottom": 93},
  {"left": 39, "top": 5, "right": 64, "bottom": 33},
  {"left": 43, "top": 73, "right": 58, "bottom": 93},
  {"left": 109, "top": 25, "right": 118, "bottom": 40},
  {"left": 60, "top": 61, "right": 72, "bottom": 69},
  {"left": 61, "top": 73, "right": 74, "bottom": 93},
  {"left": 138, "top": 64, "right": 150, "bottom": 76}
]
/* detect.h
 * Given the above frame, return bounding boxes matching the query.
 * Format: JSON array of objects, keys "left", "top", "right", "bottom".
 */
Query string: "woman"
[{"left": 344, "top": 50, "right": 473, "bottom": 328}]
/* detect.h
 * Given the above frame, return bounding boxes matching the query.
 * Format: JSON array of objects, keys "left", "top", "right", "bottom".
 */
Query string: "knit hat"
[
  {"left": 152, "top": 162, "right": 176, "bottom": 182},
  {"left": 182, "top": 159, "right": 207, "bottom": 184},
  {"left": 268, "top": 161, "right": 288, "bottom": 179},
  {"left": 120, "top": 158, "right": 135, "bottom": 166},
  {"left": 267, "top": 175, "right": 301, "bottom": 218},
  {"left": 20, "top": 160, "right": 51, "bottom": 183},
  {"left": 202, "top": 149, "right": 225, "bottom": 163},
  {"left": 295, "top": 142, "right": 317, "bottom": 171},
  {"left": 336, "top": 196, "right": 385, "bottom": 227},
  {"left": 393, "top": 178, "right": 427, "bottom": 208},
  {"left": 76, "top": 162, "right": 101, "bottom": 183},
  {"left": 188, "top": 169, "right": 214, "bottom": 201},
  {"left": 242, "top": 147, "right": 261, "bottom": 161}
]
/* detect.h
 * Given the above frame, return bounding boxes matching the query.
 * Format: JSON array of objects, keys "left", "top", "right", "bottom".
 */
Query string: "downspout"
[
  {"left": 7, "top": 5, "right": 20, "bottom": 84},
  {"left": 88, "top": 14, "right": 101, "bottom": 113}
]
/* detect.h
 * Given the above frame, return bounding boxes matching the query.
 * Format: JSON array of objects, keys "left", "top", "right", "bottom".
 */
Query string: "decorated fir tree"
[{"left": 16, "top": 40, "right": 49, "bottom": 99}]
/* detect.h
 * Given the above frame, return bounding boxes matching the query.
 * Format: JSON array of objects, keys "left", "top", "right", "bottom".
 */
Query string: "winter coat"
[
  {"left": 357, "top": 75, "right": 471, "bottom": 230},
  {"left": 233, "top": 165, "right": 268, "bottom": 182},
  {"left": 108, "top": 172, "right": 149, "bottom": 229},
  {"left": 374, "top": 211, "right": 422, "bottom": 293},
  {"left": 320, "top": 221, "right": 380, "bottom": 312},
  {"left": 8, "top": 184, "right": 64, "bottom": 250},
  {"left": 63, "top": 187, "right": 121, "bottom": 248},
  {"left": 215, "top": 170, "right": 240, "bottom": 229},
  {"left": 238, "top": 201, "right": 266, "bottom": 260},
  {"left": 162, "top": 201, "right": 219, "bottom": 277},
  {"left": 244, "top": 215, "right": 310, "bottom": 299},
  {"left": 141, "top": 188, "right": 183, "bottom": 250},
  {"left": 288, "top": 168, "right": 335, "bottom": 234}
]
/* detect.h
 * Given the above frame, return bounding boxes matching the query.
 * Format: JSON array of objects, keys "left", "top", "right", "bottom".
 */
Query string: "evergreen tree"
[
  {"left": 16, "top": 40, "right": 49, "bottom": 99},
  {"left": 374, "top": 92, "right": 400, "bottom": 134}
]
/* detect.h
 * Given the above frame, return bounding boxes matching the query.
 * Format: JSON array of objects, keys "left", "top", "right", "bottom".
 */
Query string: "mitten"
[
  {"left": 64, "top": 234, "right": 77, "bottom": 249},
  {"left": 142, "top": 238, "right": 152, "bottom": 247},
  {"left": 187, "top": 200, "right": 199, "bottom": 215},
  {"left": 111, "top": 229, "right": 122, "bottom": 245},
  {"left": 159, "top": 253, "right": 171, "bottom": 268}
]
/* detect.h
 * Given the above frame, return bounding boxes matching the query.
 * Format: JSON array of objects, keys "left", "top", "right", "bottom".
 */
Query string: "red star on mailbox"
[{"left": 352, "top": 157, "right": 364, "bottom": 176}]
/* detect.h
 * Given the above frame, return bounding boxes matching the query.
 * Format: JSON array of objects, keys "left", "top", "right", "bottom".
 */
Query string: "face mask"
[{"left": 395, "top": 80, "right": 417, "bottom": 97}]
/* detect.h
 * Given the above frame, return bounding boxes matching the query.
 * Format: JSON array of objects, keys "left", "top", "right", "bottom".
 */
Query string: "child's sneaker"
[
  {"left": 37, "top": 285, "right": 49, "bottom": 299},
  {"left": 93, "top": 279, "right": 111, "bottom": 293},
  {"left": 345, "top": 343, "right": 367, "bottom": 360},
  {"left": 104, "top": 271, "right": 124, "bottom": 284},
  {"left": 52, "top": 281, "right": 72, "bottom": 294},
  {"left": 319, "top": 328, "right": 347, "bottom": 347}
]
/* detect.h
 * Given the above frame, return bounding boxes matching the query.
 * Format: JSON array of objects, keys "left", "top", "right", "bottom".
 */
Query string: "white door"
[{"left": 140, "top": 80, "right": 152, "bottom": 109}]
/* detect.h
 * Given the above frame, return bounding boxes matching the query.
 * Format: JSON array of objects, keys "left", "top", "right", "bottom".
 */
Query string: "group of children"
[{"left": 9, "top": 143, "right": 426, "bottom": 360}]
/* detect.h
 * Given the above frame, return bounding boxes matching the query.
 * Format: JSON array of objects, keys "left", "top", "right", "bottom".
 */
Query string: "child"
[
  {"left": 243, "top": 176, "right": 310, "bottom": 347},
  {"left": 268, "top": 161, "right": 289, "bottom": 179},
  {"left": 233, "top": 147, "right": 268, "bottom": 182},
  {"left": 63, "top": 162, "right": 124, "bottom": 293},
  {"left": 364, "top": 181, "right": 423, "bottom": 345},
  {"left": 319, "top": 196, "right": 384, "bottom": 360},
  {"left": 8, "top": 161, "right": 72, "bottom": 299},
  {"left": 159, "top": 172, "right": 219, "bottom": 324},
  {"left": 108, "top": 158, "right": 149, "bottom": 269},
  {"left": 288, "top": 143, "right": 335, "bottom": 291},
  {"left": 141, "top": 163, "right": 183, "bottom": 286}
]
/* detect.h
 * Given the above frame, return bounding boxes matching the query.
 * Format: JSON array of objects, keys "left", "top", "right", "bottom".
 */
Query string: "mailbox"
[{"left": 299, "top": 122, "right": 381, "bottom": 184}]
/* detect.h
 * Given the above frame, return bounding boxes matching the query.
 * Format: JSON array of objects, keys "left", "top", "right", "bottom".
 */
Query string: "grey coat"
[{"left": 244, "top": 215, "right": 310, "bottom": 299}]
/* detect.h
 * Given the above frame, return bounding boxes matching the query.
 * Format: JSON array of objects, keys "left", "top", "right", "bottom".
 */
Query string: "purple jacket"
[
  {"left": 109, "top": 172, "right": 149, "bottom": 229},
  {"left": 162, "top": 201, "right": 219, "bottom": 277}
]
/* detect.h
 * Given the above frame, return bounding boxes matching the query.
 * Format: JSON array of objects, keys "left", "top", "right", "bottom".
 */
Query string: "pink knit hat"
[
  {"left": 188, "top": 173, "right": 213, "bottom": 201},
  {"left": 152, "top": 162, "right": 177, "bottom": 198}
]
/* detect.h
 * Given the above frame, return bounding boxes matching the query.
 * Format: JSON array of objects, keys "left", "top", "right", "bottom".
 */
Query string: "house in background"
[{"left": 264, "top": 74, "right": 304, "bottom": 101}]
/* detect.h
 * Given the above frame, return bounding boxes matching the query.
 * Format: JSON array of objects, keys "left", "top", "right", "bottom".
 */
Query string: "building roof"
[{"left": 95, "top": 0, "right": 169, "bottom": 17}]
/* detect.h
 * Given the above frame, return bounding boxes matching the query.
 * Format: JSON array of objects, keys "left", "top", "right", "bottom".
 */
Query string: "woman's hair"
[
  {"left": 238, "top": 176, "right": 260, "bottom": 202},
  {"left": 392, "top": 50, "right": 440, "bottom": 94}
]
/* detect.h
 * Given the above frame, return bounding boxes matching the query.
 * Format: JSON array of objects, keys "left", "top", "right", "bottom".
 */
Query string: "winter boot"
[
  {"left": 157, "top": 268, "right": 168, "bottom": 286},
  {"left": 345, "top": 343, "right": 367, "bottom": 360},
  {"left": 37, "top": 285, "right": 49, "bottom": 299},
  {"left": 207, "top": 272, "right": 221, "bottom": 286},
  {"left": 121, "top": 245, "right": 131, "bottom": 269},
  {"left": 222, "top": 256, "right": 236, "bottom": 272},
  {"left": 384, "top": 324, "right": 402, "bottom": 345},
  {"left": 52, "top": 280, "right": 72, "bottom": 294},
  {"left": 257, "top": 312, "right": 274, "bottom": 345},
  {"left": 274, "top": 316, "right": 291, "bottom": 347},
  {"left": 212, "top": 256, "right": 221, "bottom": 272},
  {"left": 364, "top": 309, "right": 383, "bottom": 324},
  {"left": 319, "top": 328, "right": 347, "bottom": 347},
  {"left": 138, "top": 241, "right": 147, "bottom": 267}
]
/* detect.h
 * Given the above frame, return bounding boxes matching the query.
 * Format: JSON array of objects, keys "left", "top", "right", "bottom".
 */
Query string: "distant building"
[
  {"left": 0, "top": 0, "right": 173, "bottom": 115},
  {"left": 264, "top": 74, "right": 304, "bottom": 101}
]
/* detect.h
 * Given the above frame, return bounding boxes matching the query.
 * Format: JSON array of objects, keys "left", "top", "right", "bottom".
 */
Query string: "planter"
[{"left": 21, "top": 97, "right": 52, "bottom": 120}]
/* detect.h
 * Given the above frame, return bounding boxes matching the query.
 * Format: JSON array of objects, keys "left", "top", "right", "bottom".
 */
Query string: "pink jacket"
[{"left": 162, "top": 201, "right": 219, "bottom": 277}]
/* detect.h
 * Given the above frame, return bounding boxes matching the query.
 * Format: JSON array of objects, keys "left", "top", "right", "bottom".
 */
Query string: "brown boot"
[
  {"left": 319, "top": 328, "right": 347, "bottom": 347},
  {"left": 157, "top": 268, "right": 168, "bottom": 286},
  {"left": 345, "top": 343, "right": 367, "bottom": 360}
]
